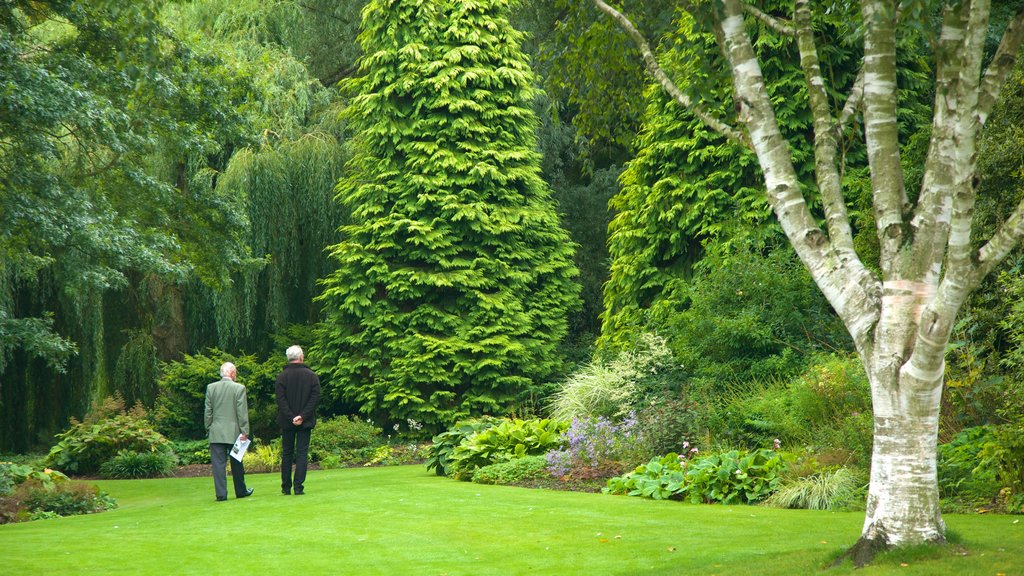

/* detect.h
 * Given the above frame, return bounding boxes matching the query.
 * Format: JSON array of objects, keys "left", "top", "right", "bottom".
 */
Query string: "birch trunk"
[{"left": 591, "top": 0, "right": 1024, "bottom": 563}]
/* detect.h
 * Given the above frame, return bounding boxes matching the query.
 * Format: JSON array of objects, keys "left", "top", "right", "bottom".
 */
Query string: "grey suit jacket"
[{"left": 204, "top": 378, "right": 250, "bottom": 444}]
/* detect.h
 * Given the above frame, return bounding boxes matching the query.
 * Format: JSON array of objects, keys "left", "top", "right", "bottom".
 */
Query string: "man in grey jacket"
[{"left": 204, "top": 362, "right": 254, "bottom": 501}]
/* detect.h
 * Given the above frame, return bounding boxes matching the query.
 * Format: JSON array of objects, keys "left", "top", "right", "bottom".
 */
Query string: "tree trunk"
[{"left": 861, "top": 369, "right": 945, "bottom": 546}]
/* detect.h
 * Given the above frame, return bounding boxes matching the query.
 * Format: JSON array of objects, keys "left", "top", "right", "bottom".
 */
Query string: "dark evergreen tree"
[{"left": 315, "top": 0, "right": 581, "bottom": 430}]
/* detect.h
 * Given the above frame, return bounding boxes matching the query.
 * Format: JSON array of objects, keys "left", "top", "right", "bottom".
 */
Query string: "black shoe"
[
  {"left": 238, "top": 488, "right": 254, "bottom": 499},
  {"left": 216, "top": 496, "right": 227, "bottom": 501},
  {"left": 294, "top": 489, "right": 304, "bottom": 495},
  {"left": 282, "top": 489, "right": 290, "bottom": 495}
]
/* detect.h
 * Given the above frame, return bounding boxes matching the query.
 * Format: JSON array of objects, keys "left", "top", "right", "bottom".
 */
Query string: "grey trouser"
[{"left": 210, "top": 442, "right": 248, "bottom": 499}]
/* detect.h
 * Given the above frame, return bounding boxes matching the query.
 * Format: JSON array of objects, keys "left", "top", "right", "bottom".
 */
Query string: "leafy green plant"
[
  {"left": 308, "top": 416, "right": 383, "bottom": 463},
  {"left": 170, "top": 439, "right": 211, "bottom": 466},
  {"left": 604, "top": 452, "right": 686, "bottom": 500},
  {"left": 99, "top": 450, "right": 178, "bottom": 479},
  {"left": 764, "top": 467, "right": 865, "bottom": 511},
  {"left": 682, "top": 448, "right": 790, "bottom": 504},
  {"left": 0, "top": 462, "right": 67, "bottom": 497},
  {"left": 448, "top": 418, "right": 568, "bottom": 481},
  {"left": 44, "top": 397, "right": 172, "bottom": 475},
  {"left": 606, "top": 447, "right": 791, "bottom": 504},
  {"left": 472, "top": 455, "right": 551, "bottom": 485},
  {"left": 425, "top": 417, "right": 504, "bottom": 476}
]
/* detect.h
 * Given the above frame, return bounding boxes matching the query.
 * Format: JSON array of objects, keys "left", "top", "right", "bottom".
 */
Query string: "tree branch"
[
  {"left": 861, "top": 0, "right": 907, "bottom": 275},
  {"left": 794, "top": 0, "right": 856, "bottom": 254},
  {"left": 590, "top": 0, "right": 750, "bottom": 148},
  {"left": 978, "top": 8, "right": 1024, "bottom": 125},
  {"left": 743, "top": 3, "right": 794, "bottom": 36}
]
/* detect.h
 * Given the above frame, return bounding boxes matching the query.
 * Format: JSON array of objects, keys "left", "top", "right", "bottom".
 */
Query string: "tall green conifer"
[{"left": 315, "top": 0, "right": 580, "bottom": 429}]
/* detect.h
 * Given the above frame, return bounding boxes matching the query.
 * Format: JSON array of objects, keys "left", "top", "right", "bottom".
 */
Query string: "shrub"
[
  {"left": 448, "top": 418, "right": 568, "bottom": 481},
  {"left": 705, "top": 354, "right": 872, "bottom": 463},
  {"left": 473, "top": 455, "right": 550, "bottom": 485},
  {"left": 363, "top": 444, "right": 431, "bottom": 468},
  {"left": 545, "top": 414, "right": 648, "bottom": 480},
  {"left": 633, "top": 393, "right": 701, "bottom": 458},
  {"left": 44, "top": 397, "right": 172, "bottom": 475},
  {"left": 245, "top": 439, "right": 282, "bottom": 473},
  {"left": 548, "top": 334, "right": 678, "bottom": 422},
  {"left": 154, "top": 350, "right": 279, "bottom": 441},
  {"left": 99, "top": 450, "right": 177, "bottom": 479},
  {"left": 937, "top": 426, "right": 1000, "bottom": 507},
  {"left": 170, "top": 439, "right": 211, "bottom": 466},
  {"left": 425, "top": 417, "right": 504, "bottom": 476},
  {"left": 308, "top": 416, "right": 383, "bottom": 462},
  {"left": 0, "top": 462, "right": 67, "bottom": 496},
  {"left": 764, "top": 467, "right": 866, "bottom": 510},
  {"left": 20, "top": 480, "right": 117, "bottom": 517}
]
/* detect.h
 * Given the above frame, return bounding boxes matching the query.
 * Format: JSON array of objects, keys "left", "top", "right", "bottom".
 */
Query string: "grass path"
[{"left": 2, "top": 465, "right": 1021, "bottom": 575}]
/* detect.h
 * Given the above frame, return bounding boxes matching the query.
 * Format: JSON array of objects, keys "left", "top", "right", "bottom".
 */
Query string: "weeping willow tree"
[
  {"left": 192, "top": 133, "right": 348, "bottom": 353},
  {"left": 0, "top": 0, "right": 261, "bottom": 452},
  {"left": 166, "top": 0, "right": 351, "bottom": 356},
  {"left": 315, "top": 0, "right": 581, "bottom": 431}
]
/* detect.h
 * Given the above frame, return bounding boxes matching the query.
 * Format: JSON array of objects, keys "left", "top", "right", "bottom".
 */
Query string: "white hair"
[
  {"left": 285, "top": 345, "right": 304, "bottom": 362},
  {"left": 220, "top": 362, "right": 236, "bottom": 379}
]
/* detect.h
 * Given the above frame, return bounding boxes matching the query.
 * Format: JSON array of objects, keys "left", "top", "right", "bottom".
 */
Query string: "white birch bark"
[{"left": 591, "top": 0, "right": 1024, "bottom": 557}]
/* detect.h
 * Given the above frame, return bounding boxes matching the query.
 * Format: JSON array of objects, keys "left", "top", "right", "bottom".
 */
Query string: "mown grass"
[{"left": 2, "top": 465, "right": 1021, "bottom": 575}]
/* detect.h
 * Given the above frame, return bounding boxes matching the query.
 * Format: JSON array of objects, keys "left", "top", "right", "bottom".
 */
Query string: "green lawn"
[{"left": 2, "top": 465, "right": 1021, "bottom": 575}]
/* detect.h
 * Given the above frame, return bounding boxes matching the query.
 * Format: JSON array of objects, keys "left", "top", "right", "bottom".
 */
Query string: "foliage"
[
  {"left": 606, "top": 446, "right": 791, "bottom": 505},
  {"left": 153, "top": 350, "right": 279, "bottom": 441},
  {"left": 19, "top": 480, "right": 117, "bottom": 519},
  {"left": 0, "top": 0, "right": 268, "bottom": 454},
  {"left": 704, "top": 354, "right": 873, "bottom": 465},
  {"left": 633, "top": 392, "right": 701, "bottom": 457},
  {"left": 0, "top": 462, "right": 67, "bottom": 498},
  {"left": 447, "top": 418, "right": 568, "bottom": 481},
  {"left": 425, "top": 417, "right": 504, "bottom": 477},
  {"left": 1, "top": 469, "right": 116, "bottom": 524},
  {"left": 43, "top": 397, "right": 172, "bottom": 475},
  {"left": 764, "top": 467, "right": 866, "bottom": 511},
  {"left": 545, "top": 415, "right": 648, "bottom": 480},
  {"left": 308, "top": 416, "right": 383, "bottom": 463},
  {"left": 547, "top": 333, "right": 680, "bottom": 422},
  {"left": 978, "top": 423, "right": 1024, "bottom": 514},
  {"left": 936, "top": 427, "right": 1001, "bottom": 509},
  {"left": 169, "top": 440, "right": 211, "bottom": 466},
  {"left": 472, "top": 455, "right": 551, "bottom": 485},
  {"left": 245, "top": 438, "right": 282, "bottom": 473},
  {"left": 99, "top": 450, "right": 177, "bottom": 479},
  {"left": 596, "top": 0, "right": 857, "bottom": 353},
  {"left": 314, "top": 0, "right": 581, "bottom": 432},
  {"left": 541, "top": 0, "right": 677, "bottom": 151}
]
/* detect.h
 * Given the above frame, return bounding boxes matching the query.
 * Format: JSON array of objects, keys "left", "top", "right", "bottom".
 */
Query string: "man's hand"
[
  {"left": 292, "top": 415, "right": 303, "bottom": 426},
  {"left": 240, "top": 434, "right": 248, "bottom": 441}
]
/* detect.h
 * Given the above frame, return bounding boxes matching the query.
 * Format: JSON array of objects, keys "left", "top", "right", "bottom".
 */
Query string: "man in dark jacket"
[{"left": 275, "top": 345, "right": 321, "bottom": 495}]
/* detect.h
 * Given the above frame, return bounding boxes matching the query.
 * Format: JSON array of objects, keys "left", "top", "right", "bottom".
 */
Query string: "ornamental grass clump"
[{"left": 545, "top": 414, "right": 649, "bottom": 480}]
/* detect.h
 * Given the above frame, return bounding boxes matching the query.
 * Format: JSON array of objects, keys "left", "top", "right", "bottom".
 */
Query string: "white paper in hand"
[{"left": 230, "top": 434, "right": 251, "bottom": 462}]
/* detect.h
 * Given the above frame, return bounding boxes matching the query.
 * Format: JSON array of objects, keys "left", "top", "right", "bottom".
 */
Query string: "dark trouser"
[
  {"left": 281, "top": 427, "right": 311, "bottom": 493},
  {"left": 210, "top": 442, "right": 248, "bottom": 499}
]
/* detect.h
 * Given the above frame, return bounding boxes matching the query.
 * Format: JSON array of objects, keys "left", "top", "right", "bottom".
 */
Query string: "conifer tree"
[{"left": 315, "top": 0, "right": 580, "bottom": 429}]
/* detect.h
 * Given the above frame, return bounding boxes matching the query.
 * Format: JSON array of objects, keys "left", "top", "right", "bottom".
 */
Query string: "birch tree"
[{"left": 588, "top": 0, "right": 1024, "bottom": 563}]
